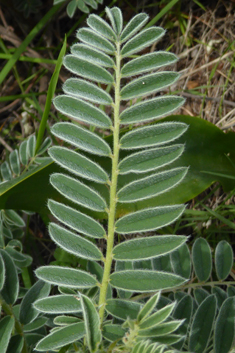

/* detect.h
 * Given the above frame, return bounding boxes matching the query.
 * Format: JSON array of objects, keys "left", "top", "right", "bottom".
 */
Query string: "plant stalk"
[
  {"left": 0, "top": 296, "right": 28, "bottom": 353},
  {"left": 98, "top": 41, "right": 121, "bottom": 324}
]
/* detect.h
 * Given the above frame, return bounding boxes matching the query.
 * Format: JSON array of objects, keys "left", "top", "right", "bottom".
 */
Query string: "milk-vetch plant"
[{"left": 34, "top": 7, "right": 191, "bottom": 352}]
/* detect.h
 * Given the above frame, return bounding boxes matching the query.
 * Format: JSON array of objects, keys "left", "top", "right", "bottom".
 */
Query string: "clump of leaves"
[{"left": 53, "top": 0, "right": 103, "bottom": 17}]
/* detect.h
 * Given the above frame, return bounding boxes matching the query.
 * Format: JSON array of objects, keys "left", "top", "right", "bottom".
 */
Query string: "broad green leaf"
[
  {"left": 173, "top": 294, "right": 193, "bottom": 350},
  {"left": 103, "top": 324, "right": 126, "bottom": 342},
  {"left": 54, "top": 316, "right": 81, "bottom": 325},
  {"left": 64, "top": 55, "right": 114, "bottom": 84},
  {"left": 215, "top": 240, "right": 233, "bottom": 280},
  {"left": 77, "top": 28, "right": 115, "bottom": 53},
  {"left": 50, "top": 173, "right": 107, "bottom": 211},
  {"left": 118, "top": 168, "right": 188, "bottom": 202},
  {"left": 19, "top": 140, "right": 28, "bottom": 165},
  {"left": 0, "top": 253, "right": 5, "bottom": 290},
  {"left": 139, "top": 320, "right": 182, "bottom": 337},
  {"left": 214, "top": 297, "right": 235, "bottom": 353},
  {"left": 121, "top": 72, "right": 180, "bottom": 100},
  {"left": 110, "top": 270, "right": 186, "bottom": 292},
  {"left": 6, "top": 335, "right": 24, "bottom": 353},
  {"left": 63, "top": 78, "right": 113, "bottom": 105},
  {"left": 139, "top": 302, "right": 176, "bottom": 330},
  {"left": 36, "top": 266, "right": 97, "bottom": 288},
  {"left": 48, "top": 200, "right": 106, "bottom": 238},
  {"left": 170, "top": 243, "right": 191, "bottom": 279},
  {"left": 119, "top": 145, "right": 184, "bottom": 175},
  {"left": 71, "top": 44, "right": 115, "bottom": 67},
  {"left": 23, "top": 317, "right": 48, "bottom": 332},
  {"left": 115, "top": 205, "right": 185, "bottom": 234},
  {"left": 120, "top": 96, "right": 185, "bottom": 124},
  {"left": 106, "top": 7, "right": 122, "bottom": 34},
  {"left": 113, "top": 235, "right": 187, "bottom": 261},
  {"left": 0, "top": 249, "right": 19, "bottom": 305},
  {"left": 19, "top": 280, "right": 51, "bottom": 325},
  {"left": 9, "top": 150, "right": 20, "bottom": 175},
  {"left": 192, "top": 238, "right": 212, "bottom": 282},
  {"left": 49, "top": 146, "right": 109, "bottom": 183},
  {"left": 189, "top": 295, "right": 217, "bottom": 353},
  {"left": 120, "top": 122, "right": 188, "bottom": 150},
  {"left": 106, "top": 299, "right": 142, "bottom": 320},
  {"left": 27, "top": 135, "right": 36, "bottom": 158},
  {"left": 0, "top": 316, "right": 14, "bottom": 353},
  {"left": 81, "top": 295, "right": 101, "bottom": 352},
  {"left": 121, "top": 51, "right": 178, "bottom": 77},
  {"left": 137, "top": 292, "right": 161, "bottom": 322},
  {"left": 35, "top": 322, "right": 85, "bottom": 351},
  {"left": 87, "top": 14, "right": 116, "bottom": 40},
  {"left": 51, "top": 122, "right": 111, "bottom": 156},
  {"left": 121, "top": 27, "right": 165, "bottom": 57},
  {"left": 49, "top": 223, "right": 102, "bottom": 261},
  {"left": 2, "top": 116, "right": 235, "bottom": 216},
  {"left": 120, "top": 13, "right": 149, "bottom": 43},
  {"left": 34, "top": 295, "right": 82, "bottom": 314},
  {"left": 54, "top": 95, "right": 111, "bottom": 128}
]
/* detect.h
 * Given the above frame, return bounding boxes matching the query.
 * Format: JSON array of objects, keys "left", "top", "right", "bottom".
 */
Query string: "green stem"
[
  {"left": 0, "top": 296, "right": 28, "bottom": 353},
  {"left": 98, "top": 42, "right": 121, "bottom": 324},
  {"left": 131, "top": 280, "right": 235, "bottom": 301}
]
